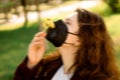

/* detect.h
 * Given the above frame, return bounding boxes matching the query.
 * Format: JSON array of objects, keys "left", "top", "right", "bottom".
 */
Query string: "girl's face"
[{"left": 62, "top": 12, "right": 80, "bottom": 46}]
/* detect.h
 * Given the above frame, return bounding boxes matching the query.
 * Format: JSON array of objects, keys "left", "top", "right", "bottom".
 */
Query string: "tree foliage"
[{"left": 105, "top": 0, "right": 120, "bottom": 13}]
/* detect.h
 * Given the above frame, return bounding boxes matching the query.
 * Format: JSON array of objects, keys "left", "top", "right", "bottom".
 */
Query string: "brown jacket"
[
  {"left": 13, "top": 54, "right": 109, "bottom": 80},
  {"left": 13, "top": 54, "right": 84, "bottom": 80}
]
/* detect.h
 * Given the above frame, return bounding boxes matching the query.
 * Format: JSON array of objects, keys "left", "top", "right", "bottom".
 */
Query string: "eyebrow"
[{"left": 66, "top": 18, "right": 71, "bottom": 22}]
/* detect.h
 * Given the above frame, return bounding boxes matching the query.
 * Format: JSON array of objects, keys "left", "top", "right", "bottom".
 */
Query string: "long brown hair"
[{"left": 73, "top": 9, "right": 120, "bottom": 80}]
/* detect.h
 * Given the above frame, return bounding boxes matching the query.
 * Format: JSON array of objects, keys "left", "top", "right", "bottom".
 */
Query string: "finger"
[
  {"left": 32, "top": 37, "right": 45, "bottom": 43},
  {"left": 32, "top": 42, "right": 44, "bottom": 45},
  {"left": 30, "top": 42, "right": 44, "bottom": 47},
  {"left": 35, "top": 32, "right": 46, "bottom": 37},
  {"left": 33, "top": 37, "right": 44, "bottom": 41}
]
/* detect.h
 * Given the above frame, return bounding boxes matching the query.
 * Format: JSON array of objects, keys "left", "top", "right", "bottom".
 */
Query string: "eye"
[
  {"left": 64, "top": 18, "right": 71, "bottom": 25},
  {"left": 66, "top": 21, "right": 70, "bottom": 25},
  {"left": 65, "top": 20, "right": 71, "bottom": 25}
]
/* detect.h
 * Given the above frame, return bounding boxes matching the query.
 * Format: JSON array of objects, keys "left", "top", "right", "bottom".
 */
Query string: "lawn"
[
  {"left": 0, "top": 14, "right": 120, "bottom": 80},
  {"left": 0, "top": 23, "right": 56, "bottom": 80}
]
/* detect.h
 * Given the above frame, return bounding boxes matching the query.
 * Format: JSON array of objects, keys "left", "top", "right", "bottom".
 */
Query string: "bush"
[
  {"left": 105, "top": 0, "right": 120, "bottom": 13},
  {"left": 88, "top": 2, "right": 113, "bottom": 16}
]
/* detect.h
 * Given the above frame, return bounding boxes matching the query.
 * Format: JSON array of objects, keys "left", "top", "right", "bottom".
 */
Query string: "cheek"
[
  {"left": 67, "top": 25, "right": 79, "bottom": 34},
  {"left": 65, "top": 34, "right": 79, "bottom": 43}
]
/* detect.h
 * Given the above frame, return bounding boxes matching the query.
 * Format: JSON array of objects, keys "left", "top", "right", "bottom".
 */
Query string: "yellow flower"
[{"left": 42, "top": 18, "right": 55, "bottom": 29}]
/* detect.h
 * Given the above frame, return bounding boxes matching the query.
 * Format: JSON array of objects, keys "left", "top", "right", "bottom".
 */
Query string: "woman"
[{"left": 14, "top": 9, "right": 119, "bottom": 80}]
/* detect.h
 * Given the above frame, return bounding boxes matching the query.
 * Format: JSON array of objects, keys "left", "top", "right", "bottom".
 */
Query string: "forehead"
[{"left": 66, "top": 12, "right": 78, "bottom": 19}]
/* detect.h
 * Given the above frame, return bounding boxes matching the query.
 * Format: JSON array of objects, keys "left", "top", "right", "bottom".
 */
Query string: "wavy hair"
[{"left": 73, "top": 9, "right": 120, "bottom": 80}]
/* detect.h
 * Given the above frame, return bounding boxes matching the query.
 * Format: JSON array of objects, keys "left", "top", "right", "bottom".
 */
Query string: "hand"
[{"left": 27, "top": 32, "right": 46, "bottom": 69}]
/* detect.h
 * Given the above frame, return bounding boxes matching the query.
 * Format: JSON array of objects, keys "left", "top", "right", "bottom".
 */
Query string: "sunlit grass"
[
  {"left": 0, "top": 0, "right": 79, "bottom": 31},
  {"left": 0, "top": 11, "right": 71, "bottom": 31},
  {"left": 105, "top": 14, "right": 120, "bottom": 37},
  {"left": 0, "top": 22, "right": 23, "bottom": 31}
]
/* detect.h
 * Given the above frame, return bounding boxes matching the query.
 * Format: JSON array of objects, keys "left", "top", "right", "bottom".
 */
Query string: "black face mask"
[{"left": 46, "top": 20, "right": 78, "bottom": 47}]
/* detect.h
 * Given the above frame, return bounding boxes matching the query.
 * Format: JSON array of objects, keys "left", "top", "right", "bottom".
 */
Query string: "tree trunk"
[{"left": 20, "top": 0, "right": 28, "bottom": 26}]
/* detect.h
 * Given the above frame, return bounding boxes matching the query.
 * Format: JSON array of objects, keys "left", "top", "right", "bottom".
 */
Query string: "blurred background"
[{"left": 0, "top": 0, "right": 120, "bottom": 80}]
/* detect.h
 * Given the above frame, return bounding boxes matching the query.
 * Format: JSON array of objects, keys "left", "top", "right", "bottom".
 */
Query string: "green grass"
[
  {"left": 0, "top": 23, "right": 55, "bottom": 80},
  {"left": 105, "top": 14, "right": 120, "bottom": 37}
]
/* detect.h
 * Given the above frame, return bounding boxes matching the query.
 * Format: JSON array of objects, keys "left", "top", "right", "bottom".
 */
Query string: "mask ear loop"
[
  {"left": 64, "top": 42, "right": 75, "bottom": 45},
  {"left": 63, "top": 31, "right": 79, "bottom": 46},
  {"left": 67, "top": 32, "right": 79, "bottom": 36},
  {"left": 64, "top": 42, "right": 80, "bottom": 46}
]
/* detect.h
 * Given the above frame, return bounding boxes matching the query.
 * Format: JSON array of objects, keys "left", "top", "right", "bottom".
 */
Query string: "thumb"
[{"left": 40, "top": 31, "right": 47, "bottom": 37}]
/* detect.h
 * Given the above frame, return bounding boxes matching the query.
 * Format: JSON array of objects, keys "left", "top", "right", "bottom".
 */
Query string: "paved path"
[{"left": 0, "top": 1, "right": 100, "bottom": 31}]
